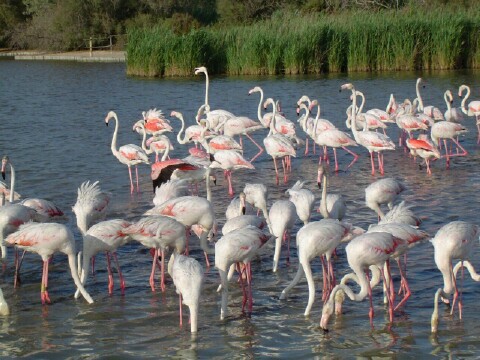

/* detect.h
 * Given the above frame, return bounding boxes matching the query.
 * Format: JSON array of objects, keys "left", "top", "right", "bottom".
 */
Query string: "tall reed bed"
[{"left": 127, "top": 8, "right": 480, "bottom": 76}]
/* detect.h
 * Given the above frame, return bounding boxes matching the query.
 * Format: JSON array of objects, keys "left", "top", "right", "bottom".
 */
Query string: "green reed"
[{"left": 127, "top": 8, "right": 480, "bottom": 76}]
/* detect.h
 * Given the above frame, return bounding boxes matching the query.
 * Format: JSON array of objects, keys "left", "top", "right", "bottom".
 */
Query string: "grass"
[{"left": 126, "top": 8, "right": 480, "bottom": 76}]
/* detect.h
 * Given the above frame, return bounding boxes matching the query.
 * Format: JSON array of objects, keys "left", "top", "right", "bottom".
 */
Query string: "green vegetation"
[
  {"left": 127, "top": 8, "right": 480, "bottom": 76},
  {"left": 1, "top": 1, "right": 480, "bottom": 75}
]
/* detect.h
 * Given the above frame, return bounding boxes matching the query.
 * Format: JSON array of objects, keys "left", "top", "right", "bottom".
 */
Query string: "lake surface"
[{"left": 1, "top": 60, "right": 480, "bottom": 358}]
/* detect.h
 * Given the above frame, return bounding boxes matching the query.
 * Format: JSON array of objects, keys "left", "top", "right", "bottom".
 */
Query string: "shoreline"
[{"left": 0, "top": 49, "right": 125, "bottom": 63}]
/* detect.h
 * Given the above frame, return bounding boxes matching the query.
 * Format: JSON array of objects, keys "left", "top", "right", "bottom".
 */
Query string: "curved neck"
[
  {"left": 298, "top": 103, "right": 310, "bottom": 131},
  {"left": 140, "top": 127, "right": 150, "bottom": 153},
  {"left": 176, "top": 114, "right": 188, "bottom": 144},
  {"left": 256, "top": 89, "right": 265, "bottom": 125},
  {"left": 328, "top": 268, "right": 370, "bottom": 306},
  {"left": 460, "top": 85, "right": 470, "bottom": 114},
  {"left": 320, "top": 172, "right": 329, "bottom": 218},
  {"left": 312, "top": 104, "right": 321, "bottom": 136},
  {"left": 8, "top": 162, "right": 15, "bottom": 203},
  {"left": 267, "top": 100, "right": 277, "bottom": 136},
  {"left": 204, "top": 71, "right": 209, "bottom": 106},
  {"left": 205, "top": 167, "right": 212, "bottom": 202},
  {"left": 110, "top": 113, "right": 121, "bottom": 159},
  {"left": 349, "top": 87, "right": 359, "bottom": 140},
  {"left": 357, "top": 91, "right": 365, "bottom": 114},
  {"left": 416, "top": 78, "right": 424, "bottom": 111},
  {"left": 444, "top": 91, "right": 452, "bottom": 112}
]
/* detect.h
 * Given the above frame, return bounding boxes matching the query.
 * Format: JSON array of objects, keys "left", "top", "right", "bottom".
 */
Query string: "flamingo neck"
[
  {"left": 68, "top": 253, "right": 94, "bottom": 304},
  {"left": 141, "top": 127, "right": 149, "bottom": 154},
  {"left": 416, "top": 78, "right": 424, "bottom": 112},
  {"left": 312, "top": 104, "right": 321, "bottom": 136},
  {"left": 205, "top": 167, "right": 212, "bottom": 202},
  {"left": 204, "top": 71, "right": 209, "bottom": 106},
  {"left": 349, "top": 87, "right": 360, "bottom": 141},
  {"left": 8, "top": 162, "right": 15, "bottom": 203},
  {"left": 435, "top": 252, "right": 454, "bottom": 295},
  {"left": 444, "top": 91, "right": 452, "bottom": 112},
  {"left": 357, "top": 91, "right": 365, "bottom": 114},
  {"left": 460, "top": 85, "right": 470, "bottom": 115},
  {"left": 267, "top": 99, "right": 277, "bottom": 136},
  {"left": 110, "top": 114, "right": 121, "bottom": 159},
  {"left": 256, "top": 89, "right": 265, "bottom": 126},
  {"left": 320, "top": 172, "right": 329, "bottom": 219},
  {"left": 176, "top": 114, "right": 189, "bottom": 144}
]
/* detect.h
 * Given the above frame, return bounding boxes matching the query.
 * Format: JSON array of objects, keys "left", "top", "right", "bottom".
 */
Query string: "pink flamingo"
[
  {"left": 416, "top": 78, "right": 445, "bottom": 120},
  {"left": 459, "top": 84, "right": 480, "bottom": 143},
  {"left": 5, "top": 222, "right": 94, "bottom": 305},
  {"left": 430, "top": 120, "right": 468, "bottom": 168},
  {"left": 144, "top": 195, "right": 215, "bottom": 266},
  {"left": 365, "top": 177, "right": 406, "bottom": 220},
  {"left": 406, "top": 135, "right": 441, "bottom": 175},
  {"left": 133, "top": 108, "right": 173, "bottom": 136},
  {"left": 19, "top": 198, "right": 64, "bottom": 222},
  {"left": 431, "top": 221, "right": 480, "bottom": 332},
  {"left": 320, "top": 231, "right": 402, "bottom": 331},
  {"left": 285, "top": 180, "right": 315, "bottom": 226},
  {"left": 76, "top": 219, "right": 132, "bottom": 297},
  {"left": 263, "top": 98, "right": 296, "bottom": 184},
  {"left": 171, "top": 110, "right": 213, "bottom": 148},
  {"left": 105, "top": 111, "right": 150, "bottom": 194},
  {"left": 134, "top": 121, "right": 173, "bottom": 163},
  {"left": 168, "top": 253, "right": 204, "bottom": 333},
  {"left": 124, "top": 215, "right": 186, "bottom": 292},
  {"left": 269, "top": 199, "right": 297, "bottom": 272},
  {"left": 215, "top": 226, "right": 273, "bottom": 319},
  {"left": 280, "top": 219, "right": 357, "bottom": 315},
  {"left": 209, "top": 150, "right": 254, "bottom": 197},
  {"left": 317, "top": 164, "right": 347, "bottom": 221},
  {"left": 341, "top": 83, "right": 395, "bottom": 176}
]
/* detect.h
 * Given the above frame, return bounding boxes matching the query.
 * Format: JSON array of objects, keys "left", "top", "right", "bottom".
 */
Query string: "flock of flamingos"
[{"left": 1, "top": 66, "right": 480, "bottom": 336}]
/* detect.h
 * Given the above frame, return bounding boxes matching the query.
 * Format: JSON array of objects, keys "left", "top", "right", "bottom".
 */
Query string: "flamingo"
[
  {"left": 269, "top": 199, "right": 297, "bottom": 272},
  {"left": 75, "top": 219, "right": 132, "bottom": 298},
  {"left": 317, "top": 164, "right": 347, "bottom": 221},
  {"left": 209, "top": 150, "right": 254, "bottom": 197},
  {"left": 171, "top": 110, "right": 213, "bottom": 148},
  {"left": 443, "top": 89, "right": 464, "bottom": 123},
  {"left": 133, "top": 108, "right": 173, "bottom": 136},
  {"left": 279, "top": 219, "right": 358, "bottom": 315},
  {"left": 394, "top": 100, "right": 429, "bottom": 146},
  {"left": 458, "top": 84, "right": 480, "bottom": 143},
  {"left": 365, "top": 178, "right": 406, "bottom": 220},
  {"left": 0, "top": 180, "right": 21, "bottom": 204},
  {"left": 350, "top": 91, "right": 389, "bottom": 132},
  {"left": 285, "top": 180, "right": 315, "bottom": 226},
  {"left": 194, "top": 66, "right": 235, "bottom": 130},
  {"left": 406, "top": 135, "right": 441, "bottom": 175},
  {"left": 105, "top": 111, "right": 150, "bottom": 194},
  {"left": 0, "top": 156, "right": 39, "bottom": 260},
  {"left": 124, "top": 215, "right": 186, "bottom": 292},
  {"left": 243, "top": 183, "right": 272, "bottom": 230},
  {"left": 263, "top": 98, "right": 296, "bottom": 184},
  {"left": 431, "top": 221, "right": 480, "bottom": 333},
  {"left": 5, "top": 222, "right": 94, "bottom": 305},
  {"left": 198, "top": 119, "right": 242, "bottom": 154},
  {"left": 134, "top": 121, "right": 174, "bottom": 163},
  {"left": 416, "top": 77, "right": 444, "bottom": 120},
  {"left": 168, "top": 253, "right": 204, "bottom": 333},
  {"left": 378, "top": 201, "right": 422, "bottom": 227},
  {"left": 19, "top": 198, "right": 64, "bottom": 222},
  {"left": 144, "top": 195, "right": 215, "bottom": 266},
  {"left": 320, "top": 231, "right": 402, "bottom": 331},
  {"left": 215, "top": 226, "right": 273, "bottom": 319},
  {"left": 222, "top": 214, "right": 267, "bottom": 235},
  {"left": 312, "top": 102, "right": 358, "bottom": 172},
  {"left": 341, "top": 83, "right": 395, "bottom": 176},
  {"left": 430, "top": 120, "right": 468, "bottom": 168}
]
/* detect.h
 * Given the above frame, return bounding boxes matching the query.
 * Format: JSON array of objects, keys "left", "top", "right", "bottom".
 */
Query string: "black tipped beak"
[
  {"left": 213, "top": 179, "right": 217, "bottom": 186},
  {"left": 322, "top": 327, "right": 329, "bottom": 333},
  {"left": 105, "top": 122, "right": 109, "bottom": 127},
  {"left": 1, "top": 171, "right": 5, "bottom": 180},
  {"left": 242, "top": 206, "right": 246, "bottom": 215},
  {"left": 339, "top": 88, "right": 342, "bottom": 92},
  {"left": 317, "top": 182, "right": 322, "bottom": 189}
]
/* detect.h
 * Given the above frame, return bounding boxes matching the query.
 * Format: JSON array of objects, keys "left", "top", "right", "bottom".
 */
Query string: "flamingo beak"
[
  {"left": 1, "top": 171, "right": 5, "bottom": 180},
  {"left": 242, "top": 206, "right": 246, "bottom": 215}
]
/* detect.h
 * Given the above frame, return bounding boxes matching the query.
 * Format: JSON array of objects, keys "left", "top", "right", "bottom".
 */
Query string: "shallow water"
[{"left": 1, "top": 61, "right": 480, "bottom": 358}]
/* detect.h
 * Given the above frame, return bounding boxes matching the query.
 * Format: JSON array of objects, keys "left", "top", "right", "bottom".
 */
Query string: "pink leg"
[
  {"left": 179, "top": 294, "right": 183, "bottom": 327},
  {"left": 304, "top": 138, "right": 309, "bottom": 156},
  {"left": 333, "top": 148, "right": 339, "bottom": 172},
  {"left": 449, "top": 137, "right": 468, "bottom": 157},
  {"left": 394, "top": 258, "right": 411, "bottom": 311},
  {"left": 112, "top": 252, "right": 125, "bottom": 294},
  {"left": 238, "top": 263, "right": 248, "bottom": 311},
  {"left": 426, "top": 159, "right": 432, "bottom": 175},
  {"left": 320, "top": 256, "right": 329, "bottom": 302},
  {"left": 42, "top": 259, "right": 51, "bottom": 304},
  {"left": 281, "top": 158, "right": 287, "bottom": 184},
  {"left": 366, "top": 270, "right": 374, "bottom": 327},
  {"left": 128, "top": 166, "right": 134, "bottom": 194},
  {"left": 273, "top": 158, "right": 279, "bottom": 185},
  {"left": 343, "top": 146, "right": 359, "bottom": 170},
  {"left": 91, "top": 256, "right": 96, "bottom": 275},
  {"left": 149, "top": 249, "right": 157, "bottom": 292},
  {"left": 106, "top": 251, "right": 114, "bottom": 295},
  {"left": 380, "top": 263, "right": 394, "bottom": 323},
  {"left": 14, "top": 249, "right": 26, "bottom": 288},
  {"left": 204, "top": 251, "right": 211, "bottom": 268},
  {"left": 370, "top": 152, "right": 375, "bottom": 176},
  {"left": 246, "top": 263, "right": 253, "bottom": 313},
  {"left": 135, "top": 166, "right": 140, "bottom": 193},
  {"left": 245, "top": 133, "right": 264, "bottom": 163},
  {"left": 443, "top": 139, "right": 450, "bottom": 169},
  {"left": 160, "top": 249, "right": 166, "bottom": 292}
]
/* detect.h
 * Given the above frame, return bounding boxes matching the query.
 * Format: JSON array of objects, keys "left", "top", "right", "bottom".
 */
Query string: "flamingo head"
[
  {"left": 263, "top": 98, "right": 275, "bottom": 110},
  {"left": 170, "top": 111, "right": 181, "bottom": 119},
  {"left": 248, "top": 86, "right": 261, "bottom": 95},
  {"left": 320, "top": 300, "right": 334, "bottom": 332},
  {"left": 317, "top": 164, "right": 327, "bottom": 189},
  {"left": 239, "top": 191, "right": 246, "bottom": 215},
  {"left": 308, "top": 99, "right": 318, "bottom": 112},
  {"left": 1, "top": 156, "right": 9, "bottom": 180},
  {"left": 340, "top": 83, "right": 354, "bottom": 92},
  {"left": 194, "top": 66, "right": 207, "bottom": 75},
  {"left": 105, "top": 111, "right": 116, "bottom": 126}
]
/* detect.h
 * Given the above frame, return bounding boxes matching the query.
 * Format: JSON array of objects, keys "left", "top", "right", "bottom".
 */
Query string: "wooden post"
[{"left": 89, "top": 36, "right": 93, "bottom": 57}]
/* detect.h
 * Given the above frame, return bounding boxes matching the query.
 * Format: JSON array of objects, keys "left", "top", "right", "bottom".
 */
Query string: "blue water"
[{"left": 1, "top": 60, "right": 480, "bottom": 357}]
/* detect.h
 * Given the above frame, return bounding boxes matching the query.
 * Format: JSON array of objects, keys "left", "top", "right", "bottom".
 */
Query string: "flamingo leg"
[
  {"left": 246, "top": 263, "right": 253, "bottom": 313},
  {"left": 149, "top": 249, "right": 157, "bottom": 292},
  {"left": 179, "top": 294, "right": 183, "bottom": 327},
  {"left": 333, "top": 148, "right": 339, "bottom": 172},
  {"left": 128, "top": 166, "right": 134, "bottom": 194},
  {"left": 380, "top": 263, "right": 394, "bottom": 323},
  {"left": 366, "top": 270, "right": 374, "bottom": 327},
  {"left": 273, "top": 158, "right": 279, "bottom": 185},
  {"left": 42, "top": 259, "right": 51, "bottom": 305},
  {"left": 238, "top": 263, "right": 247, "bottom": 311},
  {"left": 304, "top": 138, "right": 309, "bottom": 156},
  {"left": 281, "top": 158, "right": 287, "bottom": 184},
  {"left": 245, "top": 133, "right": 264, "bottom": 163},
  {"left": 112, "top": 252, "right": 125, "bottom": 294},
  {"left": 449, "top": 138, "right": 468, "bottom": 157},
  {"left": 135, "top": 165, "right": 140, "bottom": 193},
  {"left": 106, "top": 251, "right": 114, "bottom": 295},
  {"left": 443, "top": 139, "right": 450, "bottom": 169},
  {"left": 160, "top": 249, "right": 166, "bottom": 292},
  {"left": 394, "top": 258, "right": 411, "bottom": 311},
  {"left": 226, "top": 170, "right": 234, "bottom": 197},
  {"left": 370, "top": 152, "right": 375, "bottom": 176},
  {"left": 320, "top": 256, "right": 329, "bottom": 302},
  {"left": 14, "top": 249, "right": 26, "bottom": 288},
  {"left": 342, "top": 146, "right": 359, "bottom": 170}
]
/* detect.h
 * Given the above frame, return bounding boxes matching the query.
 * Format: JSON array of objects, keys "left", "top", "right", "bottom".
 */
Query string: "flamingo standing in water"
[
  {"left": 168, "top": 253, "right": 204, "bottom": 333},
  {"left": 416, "top": 77, "right": 444, "bottom": 120},
  {"left": 406, "top": 135, "right": 441, "bottom": 175},
  {"left": 430, "top": 120, "right": 468, "bottom": 168},
  {"left": 5, "top": 222, "right": 94, "bottom": 305},
  {"left": 459, "top": 84, "right": 480, "bottom": 144},
  {"left": 263, "top": 98, "right": 296, "bottom": 185},
  {"left": 215, "top": 226, "right": 273, "bottom": 319},
  {"left": 341, "top": 83, "right": 395, "bottom": 176},
  {"left": 431, "top": 221, "right": 480, "bottom": 333},
  {"left": 105, "top": 111, "right": 150, "bottom": 194},
  {"left": 75, "top": 219, "right": 132, "bottom": 298},
  {"left": 317, "top": 164, "right": 346, "bottom": 221},
  {"left": 285, "top": 180, "right": 315, "bottom": 226},
  {"left": 269, "top": 199, "right": 297, "bottom": 272},
  {"left": 133, "top": 108, "right": 173, "bottom": 136},
  {"left": 124, "top": 215, "right": 186, "bottom": 292},
  {"left": 209, "top": 150, "right": 254, "bottom": 197},
  {"left": 320, "top": 231, "right": 402, "bottom": 331}
]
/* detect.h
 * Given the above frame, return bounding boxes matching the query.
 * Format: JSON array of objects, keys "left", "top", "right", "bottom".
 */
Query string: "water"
[{"left": 1, "top": 60, "right": 480, "bottom": 358}]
